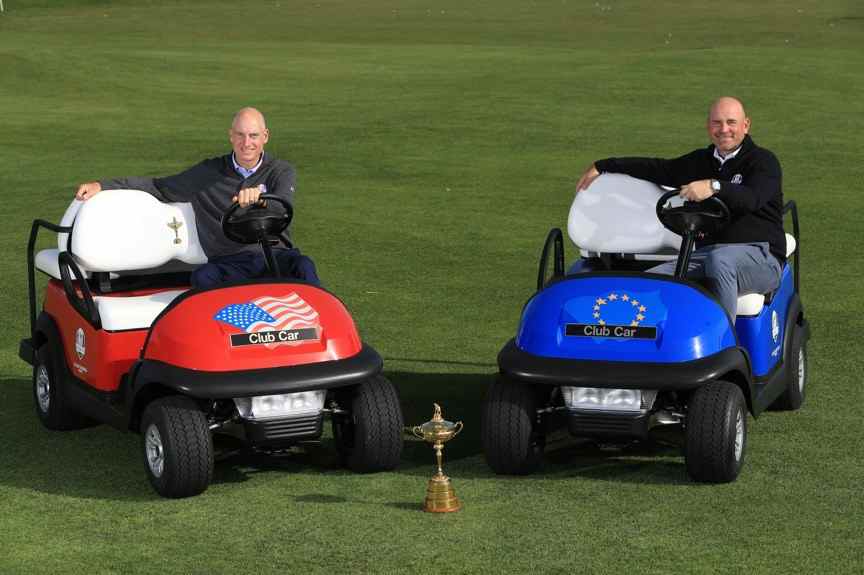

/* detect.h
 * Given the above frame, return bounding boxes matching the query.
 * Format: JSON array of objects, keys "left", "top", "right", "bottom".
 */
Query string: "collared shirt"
[
  {"left": 232, "top": 153, "right": 263, "bottom": 179},
  {"left": 713, "top": 144, "right": 742, "bottom": 166}
]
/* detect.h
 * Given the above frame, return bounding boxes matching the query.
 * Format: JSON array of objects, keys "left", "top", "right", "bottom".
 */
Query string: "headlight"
[
  {"left": 562, "top": 387, "right": 647, "bottom": 413},
  {"left": 234, "top": 390, "right": 326, "bottom": 420}
]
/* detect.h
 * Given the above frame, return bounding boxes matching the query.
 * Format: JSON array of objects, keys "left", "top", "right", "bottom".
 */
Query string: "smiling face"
[
  {"left": 707, "top": 97, "right": 750, "bottom": 155},
  {"left": 229, "top": 108, "right": 270, "bottom": 168}
]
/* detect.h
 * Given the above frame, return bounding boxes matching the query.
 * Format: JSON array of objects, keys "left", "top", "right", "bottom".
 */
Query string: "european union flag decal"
[
  {"left": 566, "top": 290, "right": 666, "bottom": 326},
  {"left": 564, "top": 290, "right": 667, "bottom": 339},
  {"left": 214, "top": 303, "right": 276, "bottom": 330}
]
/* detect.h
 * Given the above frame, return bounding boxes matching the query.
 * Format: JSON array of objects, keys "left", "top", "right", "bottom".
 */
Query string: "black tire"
[
  {"left": 332, "top": 375, "right": 403, "bottom": 472},
  {"left": 33, "top": 334, "right": 92, "bottom": 431},
  {"left": 141, "top": 396, "right": 213, "bottom": 498},
  {"left": 685, "top": 381, "right": 747, "bottom": 483},
  {"left": 481, "top": 377, "right": 545, "bottom": 475},
  {"left": 771, "top": 326, "right": 807, "bottom": 411}
]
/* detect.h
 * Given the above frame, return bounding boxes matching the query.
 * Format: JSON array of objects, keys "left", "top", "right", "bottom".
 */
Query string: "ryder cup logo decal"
[
  {"left": 167, "top": 217, "right": 183, "bottom": 244},
  {"left": 771, "top": 310, "right": 780, "bottom": 343},
  {"left": 566, "top": 291, "right": 659, "bottom": 340},
  {"left": 214, "top": 292, "right": 320, "bottom": 348},
  {"left": 75, "top": 328, "right": 86, "bottom": 359}
]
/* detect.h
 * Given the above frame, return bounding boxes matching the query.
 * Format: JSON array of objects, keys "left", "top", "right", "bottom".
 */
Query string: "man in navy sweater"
[
  {"left": 575, "top": 96, "right": 784, "bottom": 318},
  {"left": 75, "top": 107, "right": 319, "bottom": 288}
]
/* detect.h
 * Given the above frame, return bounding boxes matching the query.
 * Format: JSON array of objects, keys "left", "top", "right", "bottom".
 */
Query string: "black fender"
[
  {"left": 498, "top": 338, "right": 754, "bottom": 396},
  {"left": 498, "top": 339, "right": 751, "bottom": 391},
  {"left": 20, "top": 312, "right": 63, "bottom": 365},
  {"left": 785, "top": 293, "right": 809, "bottom": 345},
  {"left": 125, "top": 343, "right": 383, "bottom": 431}
]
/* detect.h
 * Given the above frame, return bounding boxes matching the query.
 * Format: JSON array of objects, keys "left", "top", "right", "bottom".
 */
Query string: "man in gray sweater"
[{"left": 75, "top": 107, "right": 319, "bottom": 288}]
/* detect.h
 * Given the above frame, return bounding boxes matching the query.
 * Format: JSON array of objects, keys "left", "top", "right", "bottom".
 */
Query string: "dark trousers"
[{"left": 191, "top": 248, "right": 321, "bottom": 289}]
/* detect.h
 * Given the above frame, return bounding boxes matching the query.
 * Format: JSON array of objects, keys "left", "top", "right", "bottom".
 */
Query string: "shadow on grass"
[
  {"left": 0, "top": 376, "right": 349, "bottom": 501},
  {"left": 0, "top": 377, "right": 155, "bottom": 501},
  {"left": 391, "top": 371, "right": 693, "bottom": 486},
  {"left": 538, "top": 431, "right": 690, "bottom": 485},
  {"left": 0, "top": 370, "right": 696, "bottom": 501}
]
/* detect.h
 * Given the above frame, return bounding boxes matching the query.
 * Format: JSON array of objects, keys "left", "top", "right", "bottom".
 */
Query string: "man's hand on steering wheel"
[
  {"left": 679, "top": 179, "right": 715, "bottom": 202},
  {"left": 233, "top": 184, "right": 266, "bottom": 208}
]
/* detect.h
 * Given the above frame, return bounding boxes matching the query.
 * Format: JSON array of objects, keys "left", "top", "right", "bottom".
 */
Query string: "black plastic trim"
[
  {"left": 783, "top": 200, "right": 800, "bottom": 294},
  {"left": 19, "top": 338, "right": 35, "bottom": 366},
  {"left": 537, "top": 228, "right": 565, "bottom": 291},
  {"left": 567, "top": 411, "right": 650, "bottom": 439},
  {"left": 243, "top": 412, "right": 324, "bottom": 444},
  {"left": 26, "top": 219, "right": 74, "bottom": 343},
  {"left": 132, "top": 343, "right": 382, "bottom": 399},
  {"left": 498, "top": 338, "right": 751, "bottom": 391},
  {"left": 58, "top": 251, "right": 102, "bottom": 329}
]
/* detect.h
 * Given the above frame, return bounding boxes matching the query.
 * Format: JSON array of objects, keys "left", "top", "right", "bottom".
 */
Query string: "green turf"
[{"left": 1, "top": 1, "right": 862, "bottom": 573}]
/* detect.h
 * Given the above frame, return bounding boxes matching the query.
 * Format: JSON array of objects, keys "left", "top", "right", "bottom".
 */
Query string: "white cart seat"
[
  {"left": 94, "top": 289, "right": 188, "bottom": 331},
  {"left": 36, "top": 190, "right": 209, "bottom": 330}
]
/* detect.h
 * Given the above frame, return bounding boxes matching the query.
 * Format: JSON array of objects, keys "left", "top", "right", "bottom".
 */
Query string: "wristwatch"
[{"left": 710, "top": 179, "right": 722, "bottom": 193}]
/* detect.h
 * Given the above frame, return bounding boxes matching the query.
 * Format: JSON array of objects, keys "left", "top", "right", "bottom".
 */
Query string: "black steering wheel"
[
  {"left": 655, "top": 189, "right": 730, "bottom": 279},
  {"left": 221, "top": 194, "right": 293, "bottom": 245},
  {"left": 655, "top": 189, "right": 730, "bottom": 237}
]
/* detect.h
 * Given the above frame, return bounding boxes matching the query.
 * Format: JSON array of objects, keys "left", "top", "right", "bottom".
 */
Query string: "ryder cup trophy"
[{"left": 410, "top": 403, "right": 463, "bottom": 513}]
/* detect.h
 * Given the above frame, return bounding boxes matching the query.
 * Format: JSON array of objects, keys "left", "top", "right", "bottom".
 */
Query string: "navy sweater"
[
  {"left": 595, "top": 135, "right": 786, "bottom": 262},
  {"left": 101, "top": 152, "right": 296, "bottom": 258}
]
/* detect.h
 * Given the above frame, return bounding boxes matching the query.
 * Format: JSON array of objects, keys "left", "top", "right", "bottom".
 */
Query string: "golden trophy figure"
[{"left": 411, "top": 403, "right": 463, "bottom": 513}]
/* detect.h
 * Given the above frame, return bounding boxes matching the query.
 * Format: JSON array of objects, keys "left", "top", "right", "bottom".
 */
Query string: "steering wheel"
[
  {"left": 221, "top": 194, "right": 293, "bottom": 245},
  {"left": 655, "top": 189, "right": 730, "bottom": 237}
]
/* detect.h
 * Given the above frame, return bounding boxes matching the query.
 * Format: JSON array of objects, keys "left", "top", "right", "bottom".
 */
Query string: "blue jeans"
[
  {"left": 648, "top": 243, "right": 782, "bottom": 318},
  {"left": 191, "top": 248, "right": 320, "bottom": 289}
]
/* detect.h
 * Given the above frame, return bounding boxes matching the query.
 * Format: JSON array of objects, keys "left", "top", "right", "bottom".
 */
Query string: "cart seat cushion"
[
  {"left": 34, "top": 189, "right": 207, "bottom": 279},
  {"left": 784, "top": 233, "right": 796, "bottom": 258},
  {"left": 94, "top": 289, "right": 188, "bottom": 331},
  {"left": 735, "top": 293, "right": 766, "bottom": 317},
  {"left": 34, "top": 249, "right": 65, "bottom": 280}
]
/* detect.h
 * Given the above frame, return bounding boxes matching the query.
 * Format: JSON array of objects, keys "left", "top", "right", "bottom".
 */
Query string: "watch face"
[{"left": 712, "top": 180, "right": 721, "bottom": 191}]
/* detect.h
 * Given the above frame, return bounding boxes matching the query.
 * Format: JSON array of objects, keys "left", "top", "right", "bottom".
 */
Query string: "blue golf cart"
[{"left": 481, "top": 174, "right": 808, "bottom": 483}]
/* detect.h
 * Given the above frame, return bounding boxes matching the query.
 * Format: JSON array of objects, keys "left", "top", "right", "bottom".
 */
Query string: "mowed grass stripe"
[{"left": 1, "top": 0, "right": 862, "bottom": 573}]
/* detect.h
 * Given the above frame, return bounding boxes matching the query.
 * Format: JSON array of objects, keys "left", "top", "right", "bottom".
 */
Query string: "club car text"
[
  {"left": 566, "top": 323, "right": 657, "bottom": 340},
  {"left": 230, "top": 328, "right": 318, "bottom": 347}
]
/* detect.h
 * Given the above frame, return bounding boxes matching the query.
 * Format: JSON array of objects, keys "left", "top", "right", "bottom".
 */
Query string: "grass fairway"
[{"left": 1, "top": 1, "right": 862, "bottom": 573}]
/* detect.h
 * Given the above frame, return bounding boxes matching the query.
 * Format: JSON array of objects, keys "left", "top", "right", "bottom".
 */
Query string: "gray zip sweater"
[{"left": 100, "top": 152, "right": 295, "bottom": 258}]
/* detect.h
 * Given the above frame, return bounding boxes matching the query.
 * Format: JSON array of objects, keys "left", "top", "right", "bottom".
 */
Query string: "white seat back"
[
  {"left": 71, "top": 190, "right": 207, "bottom": 271},
  {"left": 36, "top": 190, "right": 207, "bottom": 279},
  {"left": 568, "top": 174, "right": 681, "bottom": 256}
]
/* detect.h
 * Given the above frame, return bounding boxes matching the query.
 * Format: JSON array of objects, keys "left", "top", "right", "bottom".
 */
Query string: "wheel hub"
[
  {"left": 145, "top": 424, "right": 165, "bottom": 478},
  {"left": 35, "top": 365, "right": 51, "bottom": 413},
  {"left": 797, "top": 349, "right": 805, "bottom": 394},
  {"left": 733, "top": 410, "right": 744, "bottom": 462}
]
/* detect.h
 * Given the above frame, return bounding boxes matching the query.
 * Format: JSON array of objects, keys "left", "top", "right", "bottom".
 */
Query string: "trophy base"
[{"left": 423, "top": 475, "right": 461, "bottom": 513}]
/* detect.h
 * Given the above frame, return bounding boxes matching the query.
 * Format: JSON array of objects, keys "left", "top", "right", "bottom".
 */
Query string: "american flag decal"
[{"left": 214, "top": 292, "right": 320, "bottom": 348}]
